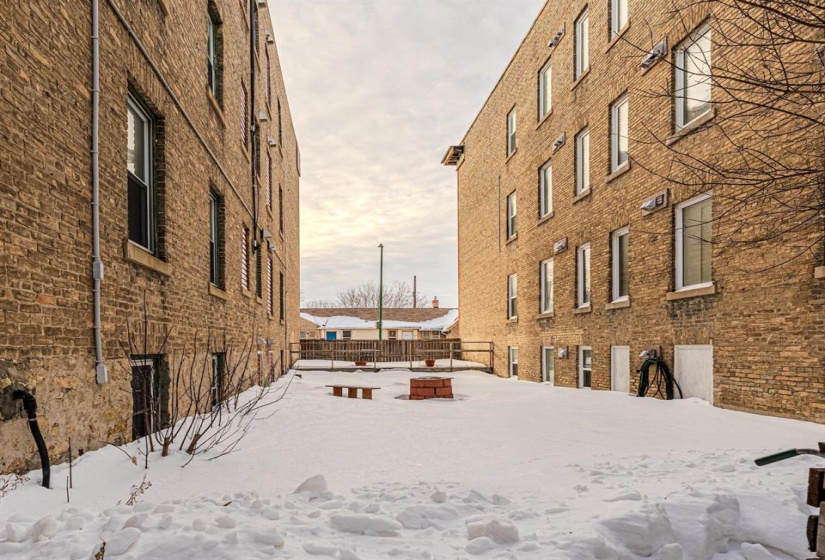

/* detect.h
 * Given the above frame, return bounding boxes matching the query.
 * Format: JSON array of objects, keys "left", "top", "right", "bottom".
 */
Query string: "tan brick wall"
[
  {"left": 0, "top": 0, "right": 301, "bottom": 471},
  {"left": 453, "top": 2, "right": 824, "bottom": 421}
]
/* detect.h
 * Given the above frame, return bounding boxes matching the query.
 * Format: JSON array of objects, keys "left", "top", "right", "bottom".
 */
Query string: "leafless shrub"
[{"left": 0, "top": 473, "right": 29, "bottom": 499}]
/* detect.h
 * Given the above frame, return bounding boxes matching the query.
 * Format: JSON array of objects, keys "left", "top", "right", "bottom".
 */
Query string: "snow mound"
[
  {"left": 466, "top": 518, "right": 520, "bottom": 544},
  {"left": 330, "top": 513, "right": 402, "bottom": 535},
  {"left": 295, "top": 474, "right": 329, "bottom": 496}
]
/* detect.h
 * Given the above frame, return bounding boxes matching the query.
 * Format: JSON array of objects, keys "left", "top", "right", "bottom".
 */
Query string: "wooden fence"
[{"left": 290, "top": 339, "right": 494, "bottom": 373}]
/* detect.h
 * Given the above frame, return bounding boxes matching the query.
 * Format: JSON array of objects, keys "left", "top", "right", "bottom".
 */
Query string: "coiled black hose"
[
  {"left": 13, "top": 390, "right": 50, "bottom": 489},
  {"left": 636, "top": 358, "right": 683, "bottom": 400}
]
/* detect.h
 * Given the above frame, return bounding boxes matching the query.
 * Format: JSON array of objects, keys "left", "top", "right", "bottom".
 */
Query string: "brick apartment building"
[
  {"left": 0, "top": 0, "right": 300, "bottom": 471},
  {"left": 443, "top": 1, "right": 824, "bottom": 421}
]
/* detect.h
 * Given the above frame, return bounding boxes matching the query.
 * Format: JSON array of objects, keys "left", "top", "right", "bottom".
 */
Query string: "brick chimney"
[{"left": 432, "top": 297, "right": 439, "bottom": 308}]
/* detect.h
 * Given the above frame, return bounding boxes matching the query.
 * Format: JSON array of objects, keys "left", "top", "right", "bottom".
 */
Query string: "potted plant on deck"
[{"left": 424, "top": 359, "right": 436, "bottom": 367}]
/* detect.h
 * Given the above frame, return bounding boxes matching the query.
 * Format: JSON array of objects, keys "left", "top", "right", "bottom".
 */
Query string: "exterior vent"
[
  {"left": 641, "top": 38, "right": 667, "bottom": 69},
  {"left": 552, "top": 133, "right": 565, "bottom": 152},
  {"left": 553, "top": 237, "right": 568, "bottom": 254},
  {"left": 641, "top": 190, "right": 668, "bottom": 214},
  {"left": 548, "top": 24, "right": 565, "bottom": 48}
]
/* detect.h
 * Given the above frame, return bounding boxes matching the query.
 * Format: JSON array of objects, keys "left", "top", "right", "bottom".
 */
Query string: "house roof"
[{"left": 300, "top": 307, "right": 458, "bottom": 332}]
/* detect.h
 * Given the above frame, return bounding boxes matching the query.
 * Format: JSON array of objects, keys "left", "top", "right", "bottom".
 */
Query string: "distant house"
[{"left": 301, "top": 301, "right": 458, "bottom": 341}]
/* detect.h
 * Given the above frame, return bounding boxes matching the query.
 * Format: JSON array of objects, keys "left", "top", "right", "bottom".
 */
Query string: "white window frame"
[
  {"left": 578, "top": 346, "right": 592, "bottom": 388},
  {"left": 542, "top": 346, "right": 555, "bottom": 384},
  {"left": 611, "top": 227, "right": 629, "bottom": 302},
  {"left": 577, "top": 243, "right": 591, "bottom": 308},
  {"left": 675, "top": 24, "right": 712, "bottom": 130},
  {"left": 507, "top": 273, "right": 518, "bottom": 319},
  {"left": 342, "top": 330, "right": 352, "bottom": 340},
  {"left": 539, "top": 160, "right": 553, "bottom": 218},
  {"left": 675, "top": 193, "right": 713, "bottom": 291},
  {"left": 538, "top": 59, "right": 552, "bottom": 119},
  {"left": 610, "top": 95, "right": 629, "bottom": 172},
  {"left": 509, "top": 346, "right": 519, "bottom": 378},
  {"left": 574, "top": 8, "right": 589, "bottom": 79},
  {"left": 575, "top": 127, "right": 590, "bottom": 195},
  {"left": 127, "top": 95, "right": 154, "bottom": 253},
  {"left": 610, "top": 0, "right": 628, "bottom": 39},
  {"left": 540, "top": 257, "right": 554, "bottom": 314},
  {"left": 506, "top": 191, "right": 517, "bottom": 239},
  {"left": 506, "top": 108, "right": 517, "bottom": 156}
]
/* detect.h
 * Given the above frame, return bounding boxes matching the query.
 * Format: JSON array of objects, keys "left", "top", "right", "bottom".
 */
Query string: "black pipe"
[{"left": 13, "top": 390, "right": 50, "bottom": 489}]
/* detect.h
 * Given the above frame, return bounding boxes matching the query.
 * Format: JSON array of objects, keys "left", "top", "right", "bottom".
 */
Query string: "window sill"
[
  {"left": 156, "top": 0, "right": 169, "bottom": 16},
  {"left": 209, "top": 283, "right": 228, "bottom": 301},
  {"left": 606, "top": 298, "right": 630, "bottom": 310},
  {"left": 241, "top": 288, "right": 253, "bottom": 299},
  {"left": 505, "top": 149, "right": 518, "bottom": 164},
  {"left": 241, "top": 144, "right": 250, "bottom": 162},
  {"left": 537, "top": 212, "right": 554, "bottom": 226},
  {"left": 207, "top": 88, "right": 226, "bottom": 128},
  {"left": 256, "top": 296, "right": 264, "bottom": 306},
  {"left": 266, "top": 205, "right": 274, "bottom": 219},
  {"left": 536, "top": 109, "right": 553, "bottom": 130},
  {"left": 572, "top": 188, "right": 592, "bottom": 204},
  {"left": 605, "top": 161, "right": 631, "bottom": 184},
  {"left": 815, "top": 266, "right": 825, "bottom": 279},
  {"left": 604, "top": 21, "right": 630, "bottom": 54},
  {"left": 572, "top": 304, "right": 592, "bottom": 315},
  {"left": 666, "top": 282, "right": 716, "bottom": 301},
  {"left": 506, "top": 233, "right": 518, "bottom": 245},
  {"left": 571, "top": 67, "right": 591, "bottom": 91},
  {"left": 506, "top": 317, "right": 518, "bottom": 324},
  {"left": 537, "top": 311, "right": 555, "bottom": 320},
  {"left": 124, "top": 241, "right": 171, "bottom": 277},
  {"left": 666, "top": 109, "right": 715, "bottom": 147}
]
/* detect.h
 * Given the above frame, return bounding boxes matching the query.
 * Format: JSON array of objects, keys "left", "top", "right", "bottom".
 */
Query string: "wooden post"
[
  {"left": 363, "top": 388, "right": 373, "bottom": 400},
  {"left": 450, "top": 341, "right": 454, "bottom": 371},
  {"left": 348, "top": 387, "right": 358, "bottom": 399},
  {"left": 332, "top": 386, "right": 342, "bottom": 397}
]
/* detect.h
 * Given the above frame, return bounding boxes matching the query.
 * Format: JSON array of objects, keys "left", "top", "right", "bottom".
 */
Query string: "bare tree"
[
  {"left": 301, "top": 298, "right": 339, "bottom": 308},
  {"left": 623, "top": 0, "right": 824, "bottom": 269},
  {"left": 336, "top": 280, "right": 430, "bottom": 308}
]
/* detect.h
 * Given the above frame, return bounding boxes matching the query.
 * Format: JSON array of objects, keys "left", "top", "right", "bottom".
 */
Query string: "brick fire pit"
[{"left": 409, "top": 377, "right": 453, "bottom": 400}]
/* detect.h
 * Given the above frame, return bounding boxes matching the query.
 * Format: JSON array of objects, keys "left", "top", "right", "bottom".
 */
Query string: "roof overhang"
[{"left": 441, "top": 145, "right": 464, "bottom": 166}]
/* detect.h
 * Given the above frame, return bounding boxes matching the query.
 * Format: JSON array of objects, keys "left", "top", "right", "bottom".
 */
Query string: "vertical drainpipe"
[
  {"left": 250, "top": 0, "right": 258, "bottom": 254},
  {"left": 92, "top": 0, "right": 108, "bottom": 383}
]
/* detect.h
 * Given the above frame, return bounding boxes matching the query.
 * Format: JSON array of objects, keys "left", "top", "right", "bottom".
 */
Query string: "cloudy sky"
[{"left": 270, "top": 0, "right": 545, "bottom": 308}]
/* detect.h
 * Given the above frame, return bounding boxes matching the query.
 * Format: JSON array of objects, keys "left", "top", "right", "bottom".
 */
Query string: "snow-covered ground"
[{"left": 1, "top": 369, "right": 823, "bottom": 559}]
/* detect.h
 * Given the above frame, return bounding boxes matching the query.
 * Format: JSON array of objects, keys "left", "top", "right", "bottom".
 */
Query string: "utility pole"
[
  {"left": 413, "top": 275, "right": 417, "bottom": 308},
  {"left": 378, "top": 244, "right": 384, "bottom": 341}
]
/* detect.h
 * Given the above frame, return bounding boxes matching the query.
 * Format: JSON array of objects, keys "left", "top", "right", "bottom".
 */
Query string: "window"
[
  {"left": 211, "top": 353, "right": 225, "bottom": 409},
  {"left": 127, "top": 94, "right": 155, "bottom": 252},
  {"left": 279, "top": 271, "right": 285, "bottom": 321},
  {"left": 265, "top": 48, "right": 271, "bottom": 106},
  {"left": 675, "top": 193, "right": 712, "bottom": 290},
  {"left": 277, "top": 98, "right": 282, "bottom": 145},
  {"left": 241, "top": 226, "right": 250, "bottom": 291},
  {"left": 506, "top": 191, "right": 517, "bottom": 238},
  {"left": 574, "top": 8, "right": 589, "bottom": 79},
  {"left": 241, "top": 82, "right": 248, "bottom": 148},
  {"left": 278, "top": 185, "right": 284, "bottom": 233},
  {"left": 130, "top": 356, "right": 169, "bottom": 440},
  {"left": 267, "top": 257, "right": 273, "bottom": 316},
  {"left": 610, "top": 0, "right": 628, "bottom": 39},
  {"left": 342, "top": 330, "right": 352, "bottom": 340},
  {"left": 539, "top": 160, "right": 553, "bottom": 218},
  {"left": 540, "top": 258, "right": 554, "bottom": 313},
  {"left": 266, "top": 152, "right": 272, "bottom": 210},
  {"left": 209, "top": 191, "right": 223, "bottom": 287},
  {"left": 388, "top": 330, "right": 398, "bottom": 340},
  {"left": 506, "top": 108, "right": 517, "bottom": 156},
  {"left": 578, "top": 346, "right": 592, "bottom": 388},
  {"left": 507, "top": 273, "right": 518, "bottom": 319},
  {"left": 675, "top": 24, "right": 711, "bottom": 129},
  {"left": 611, "top": 227, "right": 629, "bottom": 301},
  {"left": 575, "top": 127, "right": 590, "bottom": 195},
  {"left": 538, "top": 59, "right": 552, "bottom": 119},
  {"left": 255, "top": 246, "right": 262, "bottom": 298},
  {"left": 610, "top": 95, "right": 629, "bottom": 171},
  {"left": 542, "top": 346, "right": 555, "bottom": 384},
  {"left": 207, "top": 7, "right": 221, "bottom": 102},
  {"left": 509, "top": 346, "right": 519, "bottom": 378},
  {"left": 577, "top": 243, "right": 591, "bottom": 307}
]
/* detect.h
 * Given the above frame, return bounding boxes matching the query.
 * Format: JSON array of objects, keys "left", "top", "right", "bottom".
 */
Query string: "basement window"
[
  {"left": 578, "top": 346, "right": 592, "bottom": 388},
  {"left": 509, "top": 346, "right": 519, "bottom": 378}
]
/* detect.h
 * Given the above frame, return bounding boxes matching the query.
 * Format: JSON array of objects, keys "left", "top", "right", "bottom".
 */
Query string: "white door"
[
  {"left": 611, "top": 346, "right": 630, "bottom": 393},
  {"left": 542, "top": 346, "right": 555, "bottom": 384},
  {"left": 674, "top": 345, "right": 713, "bottom": 403}
]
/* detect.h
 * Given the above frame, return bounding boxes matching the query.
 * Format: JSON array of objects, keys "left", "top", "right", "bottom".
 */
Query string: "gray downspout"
[{"left": 92, "top": 0, "right": 108, "bottom": 383}]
